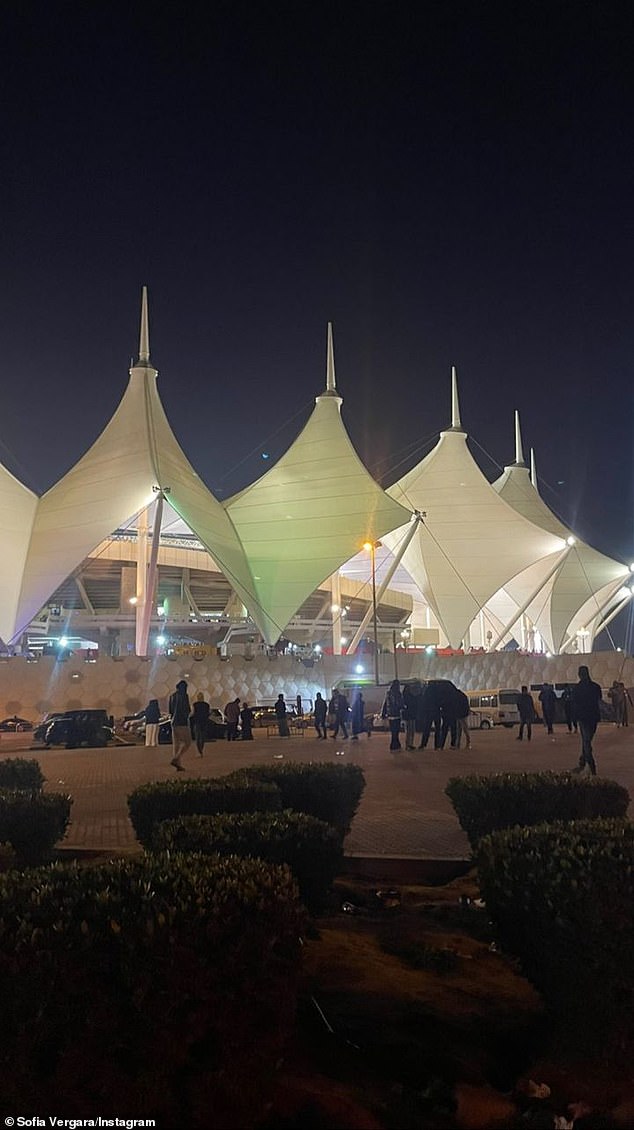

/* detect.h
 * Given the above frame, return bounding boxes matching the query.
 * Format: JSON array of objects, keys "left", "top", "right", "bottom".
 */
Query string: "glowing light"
[
  {"left": 60, "top": 637, "right": 69, "bottom": 647},
  {"left": 425, "top": 645, "right": 435, "bottom": 655},
  {"left": 156, "top": 635, "right": 166, "bottom": 646},
  {"left": 313, "top": 644, "right": 321, "bottom": 653},
  {"left": 362, "top": 542, "right": 373, "bottom": 552},
  {"left": 157, "top": 606, "right": 165, "bottom": 617},
  {"left": 340, "top": 637, "right": 348, "bottom": 645},
  {"left": 129, "top": 595, "right": 138, "bottom": 605},
  {"left": 355, "top": 664, "right": 364, "bottom": 674},
  {"left": 566, "top": 536, "right": 576, "bottom": 547},
  {"left": 331, "top": 603, "right": 340, "bottom": 613}
]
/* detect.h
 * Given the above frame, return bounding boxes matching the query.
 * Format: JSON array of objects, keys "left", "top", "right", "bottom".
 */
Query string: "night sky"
[{"left": 2, "top": 2, "right": 634, "bottom": 572}]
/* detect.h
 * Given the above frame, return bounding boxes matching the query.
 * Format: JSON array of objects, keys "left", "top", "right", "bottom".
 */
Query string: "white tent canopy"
[
  {"left": 0, "top": 464, "right": 38, "bottom": 644},
  {"left": 11, "top": 290, "right": 262, "bottom": 645},
  {"left": 384, "top": 372, "right": 567, "bottom": 648},
  {"left": 493, "top": 414, "right": 628, "bottom": 650},
  {"left": 226, "top": 324, "right": 411, "bottom": 644}
]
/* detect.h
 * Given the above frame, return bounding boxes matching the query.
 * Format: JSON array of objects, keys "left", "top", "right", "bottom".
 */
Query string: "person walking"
[
  {"left": 191, "top": 692, "right": 210, "bottom": 756},
  {"left": 332, "top": 691, "right": 350, "bottom": 739},
  {"left": 415, "top": 683, "right": 439, "bottom": 750},
  {"left": 144, "top": 698, "right": 161, "bottom": 747},
  {"left": 538, "top": 682, "right": 557, "bottom": 734},
  {"left": 516, "top": 685, "right": 534, "bottom": 742},
  {"left": 382, "top": 679, "right": 403, "bottom": 751},
  {"left": 351, "top": 691, "right": 365, "bottom": 740},
  {"left": 571, "top": 665, "right": 602, "bottom": 776},
  {"left": 169, "top": 679, "right": 191, "bottom": 771},
  {"left": 240, "top": 701, "right": 254, "bottom": 740},
  {"left": 561, "top": 685, "right": 577, "bottom": 733},
  {"left": 453, "top": 687, "right": 471, "bottom": 749},
  {"left": 314, "top": 692, "right": 328, "bottom": 739},
  {"left": 608, "top": 680, "right": 624, "bottom": 726},
  {"left": 224, "top": 698, "right": 241, "bottom": 741},
  {"left": 402, "top": 682, "right": 419, "bottom": 750},
  {"left": 620, "top": 683, "right": 633, "bottom": 726},
  {"left": 275, "top": 693, "right": 290, "bottom": 737}
]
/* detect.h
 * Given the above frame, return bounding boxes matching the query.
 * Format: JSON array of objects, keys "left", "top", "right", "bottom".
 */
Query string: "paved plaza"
[{"left": 1, "top": 723, "right": 633, "bottom": 861}]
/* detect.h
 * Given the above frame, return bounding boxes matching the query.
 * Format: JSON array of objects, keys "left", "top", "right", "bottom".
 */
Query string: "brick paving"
[{"left": 1, "top": 723, "right": 633, "bottom": 859}]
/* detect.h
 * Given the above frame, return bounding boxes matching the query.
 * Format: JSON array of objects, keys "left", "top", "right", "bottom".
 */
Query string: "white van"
[{"left": 467, "top": 688, "right": 520, "bottom": 729}]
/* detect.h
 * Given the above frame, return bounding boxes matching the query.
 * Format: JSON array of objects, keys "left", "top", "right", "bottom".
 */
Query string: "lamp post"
[{"left": 363, "top": 540, "right": 381, "bottom": 685}]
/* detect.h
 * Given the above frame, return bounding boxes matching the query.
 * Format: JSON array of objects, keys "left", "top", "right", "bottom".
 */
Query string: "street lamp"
[{"left": 363, "top": 540, "right": 382, "bottom": 685}]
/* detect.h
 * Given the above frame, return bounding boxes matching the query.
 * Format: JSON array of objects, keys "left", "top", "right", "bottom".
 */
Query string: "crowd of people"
[{"left": 144, "top": 664, "right": 619, "bottom": 775}]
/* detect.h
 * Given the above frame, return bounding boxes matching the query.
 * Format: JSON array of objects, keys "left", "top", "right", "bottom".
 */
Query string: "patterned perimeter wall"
[{"left": 0, "top": 650, "right": 632, "bottom": 725}]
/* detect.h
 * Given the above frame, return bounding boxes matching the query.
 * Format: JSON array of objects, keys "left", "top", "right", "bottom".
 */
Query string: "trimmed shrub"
[
  {"left": 152, "top": 809, "right": 344, "bottom": 911},
  {"left": 0, "top": 758, "right": 45, "bottom": 792},
  {"left": 0, "top": 789, "right": 72, "bottom": 863},
  {"left": 127, "top": 776, "right": 282, "bottom": 848},
  {"left": 224, "top": 761, "right": 366, "bottom": 836},
  {"left": 477, "top": 819, "right": 634, "bottom": 1049},
  {"left": 0, "top": 852, "right": 304, "bottom": 1125},
  {"left": 446, "top": 771, "right": 629, "bottom": 850}
]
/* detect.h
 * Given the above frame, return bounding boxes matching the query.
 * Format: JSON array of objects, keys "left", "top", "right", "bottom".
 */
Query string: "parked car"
[
  {"left": 35, "top": 709, "right": 115, "bottom": 748},
  {"left": 252, "top": 704, "right": 299, "bottom": 728},
  {"left": 0, "top": 716, "right": 33, "bottom": 732},
  {"left": 158, "top": 709, "right": 228, "bottom": 744}
]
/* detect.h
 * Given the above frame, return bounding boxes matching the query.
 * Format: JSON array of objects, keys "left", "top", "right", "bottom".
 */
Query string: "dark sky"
[{"left": 2, "top": 1, "right": 634, "bottom": 570}]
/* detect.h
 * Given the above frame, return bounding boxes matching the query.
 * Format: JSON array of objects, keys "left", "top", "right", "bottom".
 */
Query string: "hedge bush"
[
  {"left": 152, "top": 809, "right": 343, "bottom": 911},
  {"left": 477, "top": 819, "right": 634, "bottom": 1050},
  {"left": 0, "top": 789, "right": 72, "bottom": 863},
  {"left": 224, "top": 761, "right": 366, "bottom": 836},
  {"left": 0, "top": 758, "right": 44, "bottom": 792},
  {"left": 445, "top": 771, "right": 629, "bottom": 849},
  {"left": 127, "top": 777, "right": 282, "bottom": 848},
  {"left": 0, "top": 853, "right": 304, "bottom": 1125}
]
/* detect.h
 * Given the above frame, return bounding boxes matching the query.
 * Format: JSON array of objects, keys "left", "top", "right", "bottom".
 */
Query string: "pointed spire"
[
  {"left": 450, "top": 365, "right": 464, "bottom": 430},
  {"left": 514, "top": 410, "right": 526, "bottom": 466},
  {"left": 326, "top": 322, "right": 336, "bottom": 392},
  {"left": 530, "top": 447, "right": 538, "bottom": 490},
  {"left": 318, "top": 321, "right": 341, "bottom": 401},
  {"left": 138, "top": 285, "right": 150, "bottom": 365}
]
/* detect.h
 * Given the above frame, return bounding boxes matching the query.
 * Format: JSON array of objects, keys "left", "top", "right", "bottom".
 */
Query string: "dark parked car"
[
  {"left": 35, "top": 709, "right": 115, "bottom": 749},
  {"left": 252, "top": 704, "right": 299, "bottom": 728},
  {"left": 158, "top": 709, "right": 228, "bottom": 744},
  {"left": 0, "top": 716, "right": 33, "bottom": 732}
]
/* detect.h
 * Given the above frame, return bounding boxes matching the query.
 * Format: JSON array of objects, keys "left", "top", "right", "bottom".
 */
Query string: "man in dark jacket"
[
  {"left": 224, "top": 697, "right": 241, "bottom": 741},
  {"left": 382, "top": 680, "right": 403, "bottom": 751},
  {"left": 274, "top": 693, "right": 290, "bottom": 737},
  {"left": 191, "top": 692, "right": 210, "bottom": 756},
  {"left": 538, "top": 683, "right": 557, "bottom": 734},
  {"left": 516, "top": 685, "right": 534, "bottom": 741},
  {"left": 416, "top": 683, "right": 440, "bottom": 750},
  {"left": 571, "top": 665, "right": 602, "bottom": 775},
  {"left": 314, "top": 692, "right": 328, "bottom": 739}
]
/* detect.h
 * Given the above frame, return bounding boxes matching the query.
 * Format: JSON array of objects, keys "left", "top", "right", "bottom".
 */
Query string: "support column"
[
  {"left": 330, "top": 571, "right": 342, "bottom": 655},
  {"left": 135, "top": 509, "right": 149, "bottom": 654}
]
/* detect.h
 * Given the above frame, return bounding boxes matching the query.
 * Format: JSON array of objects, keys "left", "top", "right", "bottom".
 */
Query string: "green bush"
[
  {"left": 0, "top": 789, "right": 72, "bottom": 863},
  {"left": 446, "top": 772, "right": 629, "bottom": 850},
  {"left": 0, "top": 758, "right": 44, "bottom": 792},
  {"left": 127, "top": 777, "right": 282, "bottom": 848},
  {"left": 152, "top": 809, "right": 344, "bottom": 911},
  {"left": 224, "top": 761, "right": 366, "bottom": 837},
  {"left": 0, "top": 853, "right": 304, "bottom": 1125},
  {"left": 477, "top": 819, "right": 634, "bottom": 1049}
]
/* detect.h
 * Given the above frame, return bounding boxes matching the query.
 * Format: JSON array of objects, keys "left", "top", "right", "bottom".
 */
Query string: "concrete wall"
[{"left": 0, "top": 650, "right": 632, "bottom": 724}]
